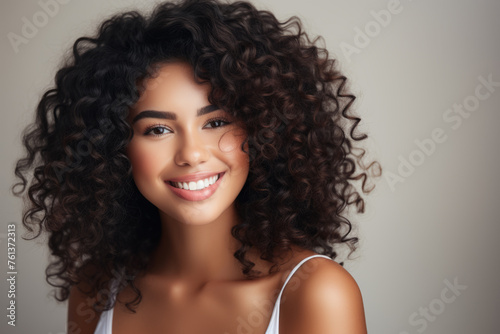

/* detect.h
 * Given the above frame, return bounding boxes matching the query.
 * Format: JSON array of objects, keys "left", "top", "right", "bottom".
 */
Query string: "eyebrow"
[{"left": 132, "top": 105, "right": 220, "bottom": 124}]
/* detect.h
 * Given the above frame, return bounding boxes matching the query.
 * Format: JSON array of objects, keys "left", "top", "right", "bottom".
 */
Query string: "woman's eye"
[
  {"left": 204, "top": 119, "right": 230, "bottom": 129},
  {"left": 144, "top": 125, "right": 171, "bottom": 136}
]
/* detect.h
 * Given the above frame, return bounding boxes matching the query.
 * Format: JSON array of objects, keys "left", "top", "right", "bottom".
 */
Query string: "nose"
[{"left": 174, "top": 131, "right": 210, "bottom": 167}]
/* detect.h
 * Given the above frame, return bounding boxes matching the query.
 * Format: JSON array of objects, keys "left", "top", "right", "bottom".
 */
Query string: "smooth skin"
[{"left": 67, "top": 61, "right": 367, "bottom": 334}]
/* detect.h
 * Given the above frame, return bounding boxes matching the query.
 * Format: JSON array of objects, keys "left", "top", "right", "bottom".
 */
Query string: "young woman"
[{"left": 14, "top": 0, "right": 379, "bottom": 333}]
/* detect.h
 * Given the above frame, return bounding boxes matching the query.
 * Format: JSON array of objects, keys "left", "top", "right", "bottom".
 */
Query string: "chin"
[{"left": 159, "top": 206, "right": 231, "bottom": 226}]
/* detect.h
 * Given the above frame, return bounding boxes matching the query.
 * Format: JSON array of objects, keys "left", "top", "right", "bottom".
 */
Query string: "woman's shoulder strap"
[
  {"left": 278, "top": 254, "right": 332, "bottom": 298},
  {"left": 264, "top": 254, "right": 332, "bottom": 334}
]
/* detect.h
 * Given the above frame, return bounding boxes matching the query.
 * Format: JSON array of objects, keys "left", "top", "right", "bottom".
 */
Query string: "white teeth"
[{"left": 171, "top": 174, "right": 220, "bottom": 191}]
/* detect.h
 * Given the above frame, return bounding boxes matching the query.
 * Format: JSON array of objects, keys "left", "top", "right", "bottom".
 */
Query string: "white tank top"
[{"left": 94, "top": 254, "right": 332, "bottom": 334}]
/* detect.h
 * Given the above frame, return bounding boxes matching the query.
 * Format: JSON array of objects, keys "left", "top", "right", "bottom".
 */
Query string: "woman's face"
[{"left": 126, "top": 62, "right": 249, "bottom": 225}]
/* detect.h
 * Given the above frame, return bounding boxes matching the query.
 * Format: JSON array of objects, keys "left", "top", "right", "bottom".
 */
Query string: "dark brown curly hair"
[{"left": 13, "top": 0, "right": 380, "bottom": 312}]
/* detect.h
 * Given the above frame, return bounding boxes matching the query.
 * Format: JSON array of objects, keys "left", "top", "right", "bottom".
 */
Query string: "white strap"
[
  {"left": 277, "top": 254, "right": 332, "bottom": 301},
  {"left": 265, "top": 254, "right": 332, "bottom": 334}
]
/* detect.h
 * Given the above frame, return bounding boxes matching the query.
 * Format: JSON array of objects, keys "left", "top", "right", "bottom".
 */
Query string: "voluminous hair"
[{"left": 13, "top": 0, "right": 380, "bottom": 311}]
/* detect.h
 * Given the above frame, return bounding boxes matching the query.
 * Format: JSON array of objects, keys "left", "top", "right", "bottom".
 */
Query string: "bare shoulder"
[{"left": 280, "top": 254, "right": 367, "bottom": 334}]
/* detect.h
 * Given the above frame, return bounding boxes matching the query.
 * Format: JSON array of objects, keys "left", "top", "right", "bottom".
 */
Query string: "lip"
[{"left": 165, "top": 172, "right": 225, "bottom": 201}]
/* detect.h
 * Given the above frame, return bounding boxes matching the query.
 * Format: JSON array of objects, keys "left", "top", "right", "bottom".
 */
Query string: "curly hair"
[{"left": 13, "top": 0, "right": 380, "bottom": 312}]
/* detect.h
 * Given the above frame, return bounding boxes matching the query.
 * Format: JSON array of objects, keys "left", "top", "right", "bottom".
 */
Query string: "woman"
[{"left": 13, "top": 0, "right": 378, "bottom": 333}]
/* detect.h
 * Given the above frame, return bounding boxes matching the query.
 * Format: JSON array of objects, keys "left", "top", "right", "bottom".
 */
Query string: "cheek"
[
  {"left": 127, "top": 141, "right": 167, "bottom": 181},
  {"left": 219, "top": 130, "right": 249, "bottom": 178},
  {"left": 218, "top": 128, "right": 247, "bottom": 153},
  {"left": 232, "top": 151, "right": 250, "bottom": 180}
]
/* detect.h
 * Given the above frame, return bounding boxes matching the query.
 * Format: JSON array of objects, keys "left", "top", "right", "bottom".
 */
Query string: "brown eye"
[
  {"left": 144, "top": 125, "right": 171, "bottom": 136},
  {"left": 204, "top": 118, "right": 230, "bottom": 129}
]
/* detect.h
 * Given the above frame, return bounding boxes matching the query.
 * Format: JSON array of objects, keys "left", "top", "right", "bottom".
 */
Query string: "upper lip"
[{"left": 167, "top": 171, "right": 222, "bottom": 183}]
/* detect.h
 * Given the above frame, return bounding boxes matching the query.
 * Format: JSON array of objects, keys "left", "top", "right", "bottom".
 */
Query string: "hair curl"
[{"left": 13, "top": 0, "right": 380, "bottom": 312}]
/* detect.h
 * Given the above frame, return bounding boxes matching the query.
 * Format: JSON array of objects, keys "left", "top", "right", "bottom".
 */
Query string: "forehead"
[{"left": 131, "top": 62, "right": 212, "bottom": 115}]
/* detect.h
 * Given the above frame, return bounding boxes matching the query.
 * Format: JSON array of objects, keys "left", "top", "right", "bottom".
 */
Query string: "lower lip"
[{"left": 165, "top": 173, "right": 225, "bottom": 201}]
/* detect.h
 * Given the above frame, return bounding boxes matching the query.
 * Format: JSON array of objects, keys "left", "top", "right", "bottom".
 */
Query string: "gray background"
[{"left": 1, "top": 0, "right": 499, "bottom": 333}]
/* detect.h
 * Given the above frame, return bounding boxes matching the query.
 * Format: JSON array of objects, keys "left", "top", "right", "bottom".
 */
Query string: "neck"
[{"left": 147, "top": 205, "right": 246, "bottom": 284}]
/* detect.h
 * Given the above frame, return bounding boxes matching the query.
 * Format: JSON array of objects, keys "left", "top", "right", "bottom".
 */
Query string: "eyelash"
[{"left": 143, "top": 117, "right": 232, "bottom": 137}]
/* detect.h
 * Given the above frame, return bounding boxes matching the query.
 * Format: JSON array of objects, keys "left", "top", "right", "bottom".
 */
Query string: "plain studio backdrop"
[{"left": 1, "top": 0, "right": 499, "bottom": 333}]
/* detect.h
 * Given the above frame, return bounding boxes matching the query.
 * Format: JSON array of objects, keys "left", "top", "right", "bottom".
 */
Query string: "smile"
[
  {"left": 169, "top": 173, "right": 220, "bottom": 191},
  {"left": 165, "top": 172, "right": 225, "bottom": 201}
]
